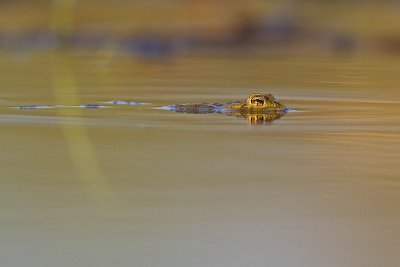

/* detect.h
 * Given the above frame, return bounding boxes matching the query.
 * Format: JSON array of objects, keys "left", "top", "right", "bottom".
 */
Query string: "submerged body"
[
  {"left": 165, "top": 93, "right": 288, "bottom": 124},
  {"left": 11, "top": 94, "right": 288, "bottom": 124},
  {"left": 168, "top": 93, "right": 286, "bottom": 113}
]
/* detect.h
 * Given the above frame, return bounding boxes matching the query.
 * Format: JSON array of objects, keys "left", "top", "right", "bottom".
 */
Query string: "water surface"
[{"left": 1, "top": 52, "right": 400, "bottom": 267}]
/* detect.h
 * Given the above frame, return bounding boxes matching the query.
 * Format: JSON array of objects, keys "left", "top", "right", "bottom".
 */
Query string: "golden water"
[{"left": 1, "top": 51, "right": 400, "bottom": 266}]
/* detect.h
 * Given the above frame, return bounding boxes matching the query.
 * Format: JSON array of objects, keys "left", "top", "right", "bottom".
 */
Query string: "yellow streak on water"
[
  {"left": 51, "top": 51, "right": 116, "bottom": 205},
  {"left": 49, "top": 0, "right": 116, "bottom": 205}
]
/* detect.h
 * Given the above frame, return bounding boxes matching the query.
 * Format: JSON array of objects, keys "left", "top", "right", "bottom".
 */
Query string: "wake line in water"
[
  {"left": 9, "top": 101, "right": 146, "bottom": 109},
  {"left": 284, "top": 96, "right": 400, "bottom": 104},
  {"left": 0, "top": 114, "right": 69, "bottom": 125},
  {"left": 10, "top": 105, "right": 110, "bottom": 109},
  {"left": 0, "top": 114, "right": 139, "bottom": 127}
]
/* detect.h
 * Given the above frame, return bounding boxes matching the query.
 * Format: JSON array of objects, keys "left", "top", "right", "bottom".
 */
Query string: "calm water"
[{"left": 1, "top": 52, "right": 400, "bottom": 267}]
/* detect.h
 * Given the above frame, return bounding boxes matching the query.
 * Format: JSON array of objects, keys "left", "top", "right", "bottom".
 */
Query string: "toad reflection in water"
[{"left": 164, "top": 93, "right": 289, "bottom": 125}]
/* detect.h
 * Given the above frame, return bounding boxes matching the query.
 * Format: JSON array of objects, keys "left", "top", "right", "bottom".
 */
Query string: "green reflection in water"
[
  {"left": 52, "top": 51, "right": 116, "bottom": 205},
  {"left": 50, "top": 0, "right": 115, "bottom": 204}
]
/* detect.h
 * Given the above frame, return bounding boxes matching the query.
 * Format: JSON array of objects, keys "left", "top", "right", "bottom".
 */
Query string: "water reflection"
[
  {"left": 166, "top": 108, "right": 287, "bottom": 125},
  {"left": 237, "top": 112, "right": 287, "bottom": 125}
]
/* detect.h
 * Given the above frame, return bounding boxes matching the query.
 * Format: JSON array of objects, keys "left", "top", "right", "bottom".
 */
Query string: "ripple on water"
[
  {"left": 11, "top": 105, "right": 59, "bottom": 109},
  {"left": 104, "top": 100, "right": 146, "bottom": 106}
]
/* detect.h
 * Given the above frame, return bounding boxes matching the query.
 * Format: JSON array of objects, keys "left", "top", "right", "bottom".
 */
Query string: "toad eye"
[{"left": 250, "top": 96, "right": 265, "bottom": 107}]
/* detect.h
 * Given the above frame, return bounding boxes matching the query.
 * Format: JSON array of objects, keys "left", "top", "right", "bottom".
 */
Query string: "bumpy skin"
[
  {"left": 166, "top": 93, "right": 288, "bottom": 124},
  {"left": 170, "top": 93, "right": 286, "bottom": 113}
]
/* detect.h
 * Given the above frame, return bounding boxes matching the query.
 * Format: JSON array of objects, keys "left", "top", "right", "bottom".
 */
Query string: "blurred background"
[
  {"left": 1, "top": 0, "right": 400, "bottom": 95},
  {"left": 1, "top": 0, "right": 400, "bottom": 57}
]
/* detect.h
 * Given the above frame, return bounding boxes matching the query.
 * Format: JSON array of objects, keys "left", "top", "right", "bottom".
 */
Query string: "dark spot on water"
[
  {"left": 80, "top": 104, "right": 103, "bottom": 109},
  {"left": 16, "top": 105, "right": 55, "bottom": 109}
]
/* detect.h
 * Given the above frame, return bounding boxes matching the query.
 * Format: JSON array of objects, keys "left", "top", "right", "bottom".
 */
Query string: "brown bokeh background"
[{"left": 1, "top": 0, "right": 399, "bottom": 56}]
